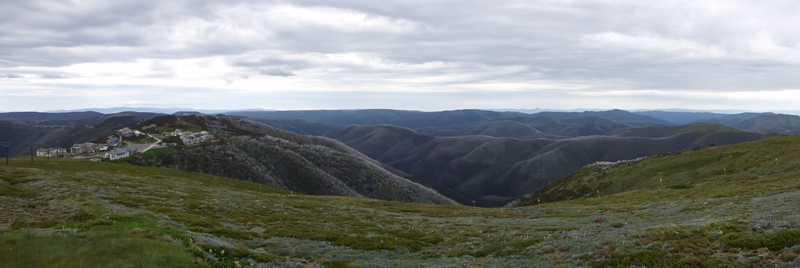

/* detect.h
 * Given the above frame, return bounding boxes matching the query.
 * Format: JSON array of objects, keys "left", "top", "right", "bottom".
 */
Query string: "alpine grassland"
[{"left": 2, "top": 134, "right": 800, "bottom": 266}]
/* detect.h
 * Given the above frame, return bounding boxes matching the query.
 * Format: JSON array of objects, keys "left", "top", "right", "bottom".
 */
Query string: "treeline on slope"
[
  {"left": 639, "top": 111, "right": 800, "bottom": 134},
  {"left": 416, "top": 115, "right": 661, "bottom": 139},
  {"left": 324, "top": 123, "right": 773, "bottom": 206},
  {"left": 126, "top": 115, "right": 455, "bottom": 205},
  {"left": 0, "top": 111, "right": 164, "bottom": 126},
  {"left": 232, "top": 109, "right": 800, "bottom": 137},
  {"left": 231, "top": 109, "right": 672, "bottom": 138}
]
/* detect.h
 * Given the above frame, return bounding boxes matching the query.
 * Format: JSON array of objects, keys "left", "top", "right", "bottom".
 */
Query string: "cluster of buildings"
[
  {"left": 162, "top": 129, "right": 214, "bottom": 146},
  {"left": 177, "top": 130, "right": 214, "bottom": 146},
  {"left": 36, "top": 148, "right": 69, "bottom": 157},
  {"left": 38, "top": 140, "right": 117, "bottom": 158},
  {"left": 104, "top": 147, "right": 140, "bottom": 160},
  {"left": 70, "top": 142, "right": 109, "bottom": 155},
  {"left": 37, "top": 129, "right": 130, "bottom": 158},
  {"left": 33, "top": 125, "right": 215, "bottom": 161},
  {"left": 118, "top": 127, "right": 144, "bottom": 138}
]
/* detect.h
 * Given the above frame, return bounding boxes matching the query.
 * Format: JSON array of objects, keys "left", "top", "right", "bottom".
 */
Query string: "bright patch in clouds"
[{"left": 1, "top": 0, "right": 800, "bottom": 112}]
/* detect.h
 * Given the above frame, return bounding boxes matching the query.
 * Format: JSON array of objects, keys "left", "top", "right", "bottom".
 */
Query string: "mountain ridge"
[
  {"left": 128, "top": 114, "right": 456, "bottom": 204},
  {"left": 325, "top": 123, "right": 771, "bottom": 206}
]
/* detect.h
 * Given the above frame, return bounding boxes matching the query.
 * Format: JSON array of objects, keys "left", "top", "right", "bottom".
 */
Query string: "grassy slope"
[
  {"left": 521, "top": 134, "right": 799, "bottom": 206},
  {"left": 3, "top": 140, "right": 800, "bottom": 267},
  {"left": 328, "top": 123, "right": 770, "bottom": 206},
  {"left": 515, "top": 135, "right": 800, "bottom": 267},
  {"left": 0, "top": 158, "right": 582, "bottom": 267}
]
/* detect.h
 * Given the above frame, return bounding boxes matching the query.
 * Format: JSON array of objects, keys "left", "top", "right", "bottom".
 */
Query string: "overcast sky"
[{"left": 2, "top": 0, "right": 800, "bottom": 112}]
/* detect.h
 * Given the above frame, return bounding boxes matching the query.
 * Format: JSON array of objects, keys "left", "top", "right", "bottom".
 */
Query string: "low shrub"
[{"left": 721, "top": 229, "right": 800, "bottom": 251}]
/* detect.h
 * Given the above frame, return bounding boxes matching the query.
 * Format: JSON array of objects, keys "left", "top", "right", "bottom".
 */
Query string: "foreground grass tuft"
[{"left": 0, "top": 229, "right": 196, "bottom": 268}]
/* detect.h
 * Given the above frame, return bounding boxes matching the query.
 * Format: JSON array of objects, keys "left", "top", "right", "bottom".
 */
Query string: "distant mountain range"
[
  {"left": 325, "top": 123, "right": 771, "bottom": 206},
  {"left": 3, "top": 108, "right": 800, "bottom": 206},
  {"left": 233, "top": 109, "right": 800, "bottom": 136}
]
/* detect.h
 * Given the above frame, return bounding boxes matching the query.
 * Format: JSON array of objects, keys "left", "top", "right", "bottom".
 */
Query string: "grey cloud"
[
  {"left": 1, "top": 73, "right": 22, "bottom": 78},
  {"left": 2, "top": 0, "right": 800, "bottom": 111},
  {"left": 220, "top": 73, "right": 252, "bottom": 84},
  {"left": 267, "top": 1, "right": 800, "bottom": 92},
  {"left": 0, "top": 0, "right": 251, "bottom": 67},
  {"left": 221, "top": 77, "right": 235, "bottom": 85},
  {"left": 260, "top": 67, "right": 295, "bottom": 77},
  {"left": 38, "top": 73, "right": 69, "bottom": 79}
]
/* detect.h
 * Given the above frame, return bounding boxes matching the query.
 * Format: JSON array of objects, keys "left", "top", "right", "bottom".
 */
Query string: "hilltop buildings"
[
  {"left": 70, "top": 143, "right": 107, "bottom": 155},
  {"left": 104, "top": 147, "right": 139, "bottom": 160},
  {"left": 117, "top": 127, "right": 143, "bottom": 138},
  {"left": 179, "top": 130, "right": 213, "bottom": 145},
  {"left": 32, "top": 125, "right": 215, "bottom": 161},
  {"left": 36, "top": 148, "right": 68, "bottom": 157}
]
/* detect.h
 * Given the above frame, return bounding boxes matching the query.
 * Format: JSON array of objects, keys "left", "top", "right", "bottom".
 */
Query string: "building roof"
[{"left": 107, "top": 148, "right": 136, "bottom": 155}]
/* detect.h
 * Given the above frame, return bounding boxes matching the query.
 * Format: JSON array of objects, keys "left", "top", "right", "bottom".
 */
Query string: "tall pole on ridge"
[{"left": 1, "top": 142, "right": 11, "bottom": 165}]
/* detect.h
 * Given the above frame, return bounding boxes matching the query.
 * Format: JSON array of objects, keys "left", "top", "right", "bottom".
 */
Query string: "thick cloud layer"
[{"left": 1, "top": 0, "right": 799, "bottom": 111}]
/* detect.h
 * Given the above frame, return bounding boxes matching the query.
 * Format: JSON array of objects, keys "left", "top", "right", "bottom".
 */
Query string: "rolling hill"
[
  {"left": 634, "top": 110, "right": 728, "bottom": 125},
  {"left": 326, "top": 123, "right": 772, "bottom": 206},
  {"left": 127, "top": 115, "right": 455, "bottom": 204},
  {"left": 225, "top": 109, "right": 527, "bottom": 129},
  {"left": 0, "top": 111, "right": 164, "bottom": 126},
  {"left": 533, "top": 109, "right": 673, "bottom": 125},
  {"left": 418, "top": 119, "right": 554, "bottom": 139},
  {"left": 0, "top": 111, "right": 166, "bottom": 156},
  {"left": 418, "top": 116, "right": 660, "bottom": 139},
  {"left": 0, "top": 116, "right": 149, "bottom": 157},
  {"left": 3, "top": 141, "right": 800, "bottom": 266},
  {"left": 730, "top": 113, "right": 800, "bottom": 134},
  {"left": 516, "top": 133, "right": 800, "bottom": 208},
  {"left": 631, "top": 111, "right": 800, "bottom": 135},
  {"left": 250, "top": 118, "right": 340, "bottom": 136},
  {"left": 228, "top": 109, "right": 672, "bottom": 140}
]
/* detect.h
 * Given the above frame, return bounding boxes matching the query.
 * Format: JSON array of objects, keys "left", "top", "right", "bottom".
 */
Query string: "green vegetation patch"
[
  {"left": 195, "top": 243, "right": 280, "bottom": 264},
  {"left": 590, "top": 249, "right": 733, "bottom": 268},
  {"left": 0, "top": 229, "right": 196, "bottom": 268},
  {"left": 472, "top": 236, "right": 542, "bottom": 257},
  {"left": 0, "top": 182, "right": 33, "bottom": 197},
  {"left": 5, "top": 155, "right": 800, "bottom": 267},
  {"left": 141, "top": 146, "right": 177, "bottom": 157},
  {"left": 721, "top": 229, "right": 800, "bottom": 251},
  {"left": 0, "top": 169, "right": 37, "bottom": 185},
  {"left": 523, "top": 135, "right": 800, "bottom": 207},
  {"left": 593, "top": 222, "right": 800, "bottom": 267},
  {"left": 105, "top": 213, "right": 189, "bottom": 241}
]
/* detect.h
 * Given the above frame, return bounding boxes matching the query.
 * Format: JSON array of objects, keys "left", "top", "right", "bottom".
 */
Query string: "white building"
[{"left": 104, "top": 148, "right": 137, "bottom": 160}]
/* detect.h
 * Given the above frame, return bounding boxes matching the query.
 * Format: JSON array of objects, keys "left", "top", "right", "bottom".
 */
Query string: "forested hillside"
[
  {"left": 126, "top": 115, "right": 455, "bottom": 204},
  {"left": 327, "top": 123, "right": 771, "bottom": 206}
]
